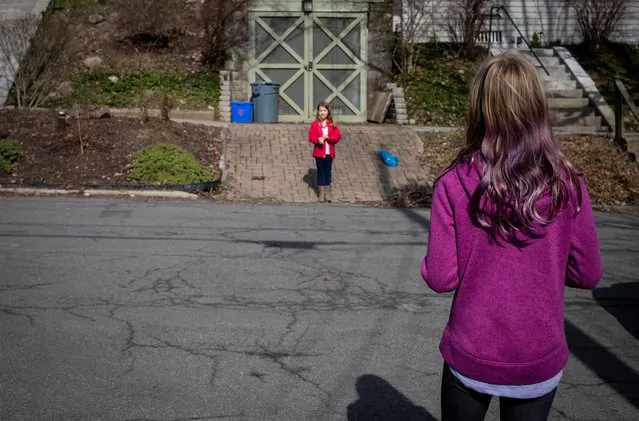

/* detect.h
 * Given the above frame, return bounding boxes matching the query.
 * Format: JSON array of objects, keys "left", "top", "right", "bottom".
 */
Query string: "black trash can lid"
[{"left": 251, "top": 82, "right": 280, "bottom": 86}]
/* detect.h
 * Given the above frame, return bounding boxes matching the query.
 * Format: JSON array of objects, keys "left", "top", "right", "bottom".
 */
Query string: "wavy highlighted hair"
[{"left": 449, "top": 53, "right": 581, "bottom": 241}]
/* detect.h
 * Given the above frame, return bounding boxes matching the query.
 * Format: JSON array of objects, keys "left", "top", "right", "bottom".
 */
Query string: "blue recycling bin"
[
  {"left": 250, "top": 82, "right": 280, "bottom": 123},
  {"left": 231, "top": 101, "right": 253, "bottom": 124}
]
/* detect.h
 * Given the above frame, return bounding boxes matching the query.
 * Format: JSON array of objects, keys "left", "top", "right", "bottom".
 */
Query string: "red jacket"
[{"left": 308, "top": 120, "right": 341, "bottom": 159}]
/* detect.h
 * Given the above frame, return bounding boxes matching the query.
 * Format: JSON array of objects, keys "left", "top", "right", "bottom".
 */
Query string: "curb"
[{"left": 0, "top": 187, "right": 199, "bottom": 200}]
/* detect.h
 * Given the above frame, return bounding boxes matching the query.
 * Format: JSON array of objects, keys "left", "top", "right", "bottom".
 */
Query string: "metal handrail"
[
  {"left": 488, "top": 5, "right": 550, "bottom": 76},
  {"left": 614, "top": 79, "right": 639, "bottom": 147}
]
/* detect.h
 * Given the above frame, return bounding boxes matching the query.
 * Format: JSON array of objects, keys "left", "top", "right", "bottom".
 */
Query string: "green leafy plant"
[
  {"left": 52, "top": 71, "right": 220, "bottom": 109},
  {"left": 531, "top": 32, "right": 542, "bottom": 48},
  {"left": 398, "top": 54, "right": 474, "bottom": 126},
  {"left": 0, "top": 139, "right": 23, "bottom": 173},
  {"left": 130, "top": 143, "right": 214, "bottom": 184}
]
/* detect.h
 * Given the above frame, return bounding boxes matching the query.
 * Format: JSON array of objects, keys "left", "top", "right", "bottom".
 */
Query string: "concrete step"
[
  {"left": 539, "top": 71, "right": 572, "bottom": 82},
  {"left": 550, "top": 110, "right": 601, "bottom": 127},
  {"left": 392, "top": 98, "right": 406, "bottom": 106},
  {"left": 552, "top": 125, "right": 606, "bottom": 134},
  {"left": 547, "top": 89, "right": 584, "bottom": 98},
  {"left": 520, "top": 55, "right": 561, "bottom": 67},
  {"left": 519, "top": 48, "right": 556, "bottom": 57},
  {"left": 543, "top": 80, "right": 578, "bottom": 90},
  {"left": 533, "top": 65, "right": 568, "bottom": 75},
  {"left": 548, "top": 98, "right": 590, "bottom": 108},
  {"left": 626, "top": 133, "right": 639, "bottom": 156}
]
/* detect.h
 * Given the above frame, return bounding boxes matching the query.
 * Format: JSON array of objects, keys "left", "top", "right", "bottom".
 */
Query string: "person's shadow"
[
  {"left": 592, "top": 282, "right": 639, "bottom": 340},
  {"left": 347, "top": 374, "right": 436, "bottom": 421},
  {"left": 303, "top": 168, "right": 320, "bottom": 198}
]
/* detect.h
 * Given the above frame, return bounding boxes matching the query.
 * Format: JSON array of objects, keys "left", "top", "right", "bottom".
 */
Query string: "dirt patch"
[
  {"left": 0, "top": 108, "right": 221, "bottom": 190},
  {"left": 56, "top": 1, "right": 205, "bottom": 75}
]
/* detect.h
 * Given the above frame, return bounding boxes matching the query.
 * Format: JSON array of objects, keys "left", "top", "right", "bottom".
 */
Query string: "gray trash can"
[{"left": 250, "top": 82, "right": 280, "bottom": 123}]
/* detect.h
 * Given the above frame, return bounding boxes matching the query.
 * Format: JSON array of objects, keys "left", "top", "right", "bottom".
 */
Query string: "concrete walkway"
[
  {"left": 224, "top": 123, "right": 431, "bottom": 203},
  {"left": 0, "top": 0, "right": 51, "bottom": 105}
]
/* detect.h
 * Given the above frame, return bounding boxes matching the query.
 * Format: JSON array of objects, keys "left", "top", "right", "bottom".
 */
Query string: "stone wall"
[
  {"left": 228, "top": 47, "right": 250, "bottom": 103},
  {"left": 220, "top": 24, "right": 250, "bottom": 122},
  {"left": 367, "top": 0, "right": 394, "bottom": 112}
]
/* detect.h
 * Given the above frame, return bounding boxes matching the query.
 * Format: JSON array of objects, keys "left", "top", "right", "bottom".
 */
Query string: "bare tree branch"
[
  {"left": 200, "top": 0, "right": 250, "bottom": 70},
  {"left": 0, "top": 13, "right": 68, "bottom": 108},
  {"left": 572, "top": 0, "right": 627, "bottom": 48},
  {"left": 446, "top": 0, "right": 488, "bottom": 57},
  {"left": 393, "top": 0, "right": 445, "bottom": 75}
]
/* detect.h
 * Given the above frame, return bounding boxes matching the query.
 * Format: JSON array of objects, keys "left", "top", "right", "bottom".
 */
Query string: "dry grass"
[{"left": 415, "top": 131, "right": 639, "bottom": 207}]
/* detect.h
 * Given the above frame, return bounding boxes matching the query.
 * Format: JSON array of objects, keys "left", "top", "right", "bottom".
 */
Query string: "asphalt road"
[{"left": 0, "top": 197, "right": 637, "bottom": 420}]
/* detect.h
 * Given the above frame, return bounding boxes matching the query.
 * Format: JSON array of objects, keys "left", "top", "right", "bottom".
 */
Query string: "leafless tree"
[
  {"left": 572, "top": 0, "right": 627, "bottom": 49},
  {"left": 200, "top": 0, "right": 250, "bottom": 70},
  {"left": 446, "top": 0, "right": 488, "bottom": 58},
  {"left": 394, "top": 0, "right": 444, "bottom": 75},
  {"left": 0, "top": 13, "right": 69, "bottom": 108}
]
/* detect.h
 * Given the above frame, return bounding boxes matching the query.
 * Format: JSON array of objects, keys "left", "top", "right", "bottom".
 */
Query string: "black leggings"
[{"left": 441, "top": 363, "right": 557, "bottom": 421}]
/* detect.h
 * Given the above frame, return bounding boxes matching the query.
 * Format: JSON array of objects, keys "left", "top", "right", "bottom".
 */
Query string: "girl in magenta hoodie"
[{"left": 421, "top": 53, "right": 602, "bottom": 421}]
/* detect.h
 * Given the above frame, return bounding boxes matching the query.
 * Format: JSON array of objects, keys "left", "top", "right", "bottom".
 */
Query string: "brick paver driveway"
[{"left": 225, "top": 124, "right": 430, "bottom": 203}]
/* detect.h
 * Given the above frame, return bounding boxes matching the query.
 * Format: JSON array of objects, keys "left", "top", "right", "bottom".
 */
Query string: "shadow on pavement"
[
  {"left": 565, "top": 319, "right": 639, "bottom": 410},
  {"left": 592, "top": 281, "right": 639, "bottom": 341},
  {"left": 303, "top": 168, "right": 319, "bottom": 199},
  {"left": 374, "top": 145, "right": 432, "bottom": 231},
  {"left": 347, "top": 374, "right": 436, "bottom": 421}
]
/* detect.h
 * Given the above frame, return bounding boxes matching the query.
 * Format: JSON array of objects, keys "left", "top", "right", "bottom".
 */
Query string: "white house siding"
[{"left": 397, "top": 0, "right": 639, "bottom": 45}]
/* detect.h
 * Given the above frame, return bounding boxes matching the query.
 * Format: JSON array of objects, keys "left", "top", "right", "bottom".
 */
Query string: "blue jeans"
[
  {"left": 316, "top": 156, "right": 333, "bottom": 186},
  {"left": 441, "top": 363, "right": 556, "bottom": 421}
]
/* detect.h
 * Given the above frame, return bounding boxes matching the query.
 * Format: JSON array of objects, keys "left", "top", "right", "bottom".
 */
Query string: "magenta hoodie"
[{"left": 422, "top": 160, "right": 603, "bottom": 385}]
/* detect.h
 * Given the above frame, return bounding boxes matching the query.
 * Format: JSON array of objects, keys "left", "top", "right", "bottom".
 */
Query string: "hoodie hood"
[{"left": 454, "top": 159, "right": 482, "bottom": 199}]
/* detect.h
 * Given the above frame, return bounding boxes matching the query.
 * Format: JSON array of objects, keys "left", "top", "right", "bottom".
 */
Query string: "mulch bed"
[
  {"left": 0, "top": 108, "right": 221, "bottom": 190},
  {"left": 399, "top": 130, "right": 639, "bottom": 209}
]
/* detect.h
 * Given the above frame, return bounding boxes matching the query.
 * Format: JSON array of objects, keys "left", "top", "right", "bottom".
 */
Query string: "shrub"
[
  {"left": 0, "top": 139, "right": 23, "bottom": 173},
  {"left": 572, "top": 0, "right": 627, "bottom": 50},
  {"left": 531, "top": 32, "right": 542, "bottom": 48},
  {"left": 130, "top": 143, "right": 214, "bottom": 184},
  {"left": 446, "top": 0, "right": 489, "bottom": 58}
]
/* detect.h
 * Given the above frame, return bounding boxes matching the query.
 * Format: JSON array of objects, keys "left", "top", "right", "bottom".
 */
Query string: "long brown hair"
[
  {"left": 315, "top": 101, "right": 335, "bottom": 126},
  {"left": 447, "top": 53, "right": 581, "bottom": 241}
]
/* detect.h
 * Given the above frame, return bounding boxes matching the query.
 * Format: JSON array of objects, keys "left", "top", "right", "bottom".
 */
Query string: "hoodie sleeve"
[
  {"left": 565, "top": 177, "right": 603, "bottom": 289},
  {"left": 422, "top": 178, "right": 460, "bottom": 293}
]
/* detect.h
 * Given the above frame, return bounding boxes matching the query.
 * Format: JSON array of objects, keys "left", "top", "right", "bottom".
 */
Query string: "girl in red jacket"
[{"left": 308, "top": 101, "right": 341, "bottom": 202}]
